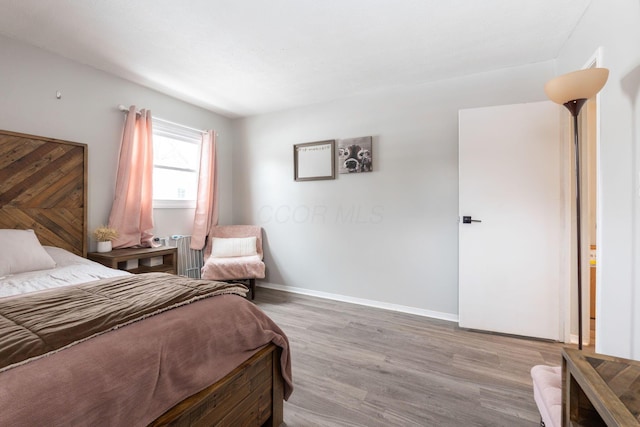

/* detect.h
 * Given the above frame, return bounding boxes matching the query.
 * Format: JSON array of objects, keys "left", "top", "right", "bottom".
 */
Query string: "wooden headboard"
[{"left": 0, "top": 130, "right": 87, "bottom": 256}]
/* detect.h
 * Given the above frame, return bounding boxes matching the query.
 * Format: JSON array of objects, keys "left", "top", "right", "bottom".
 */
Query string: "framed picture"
[
  {"left": 294, "top": 140, "right": 336, "bottom": 181},
  {"left": 338, "top": 136, "right": 373, "bottom": 174}
]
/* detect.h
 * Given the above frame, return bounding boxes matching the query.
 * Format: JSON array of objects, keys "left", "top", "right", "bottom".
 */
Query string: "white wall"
[
  {"left": 233, "top": 61, "right": 556, "bottom": 318},
  {"left": 0, "top": 35, "right": 235, "bottom": 249},
  {"left": 556, "top": 0, "right": 640, "bottom": 359}
]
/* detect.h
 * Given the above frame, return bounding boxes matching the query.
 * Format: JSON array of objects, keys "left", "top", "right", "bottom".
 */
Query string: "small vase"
[{"left": 97, "top": 240, "right": 112, "bottom": 253}]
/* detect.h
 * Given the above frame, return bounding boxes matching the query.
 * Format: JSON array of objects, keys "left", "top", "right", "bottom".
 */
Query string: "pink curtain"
[
  {"left": 191, "top": 130, "right": 218, "bottom": 250},
  {"left": 108, "top": 106, "right": 157, "bottom": 248}
]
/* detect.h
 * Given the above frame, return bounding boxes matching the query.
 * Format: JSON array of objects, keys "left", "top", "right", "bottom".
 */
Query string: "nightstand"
[{"left": 87, "top": 246, "right": 177, "bottom": 274}]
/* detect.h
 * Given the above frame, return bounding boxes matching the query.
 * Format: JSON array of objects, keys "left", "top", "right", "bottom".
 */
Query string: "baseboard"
[
  {"left": 257, "top": 282, "right": 459, "bottom": 323},
  {"left": 569, "top": 333, "right": 589, "bottom": 347}
]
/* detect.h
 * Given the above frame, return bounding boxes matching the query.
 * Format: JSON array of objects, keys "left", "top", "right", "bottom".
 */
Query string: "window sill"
[{"left": 154, "top": 199, "right": 196, "bottom": 209}]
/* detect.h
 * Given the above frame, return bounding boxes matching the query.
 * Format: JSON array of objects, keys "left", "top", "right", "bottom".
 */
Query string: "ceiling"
[{"left": 0, "top": 0, "right": 591, "bottom": 118}]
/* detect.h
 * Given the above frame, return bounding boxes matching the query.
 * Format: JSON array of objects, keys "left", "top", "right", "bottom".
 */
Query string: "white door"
[{"left": 459, "top": 101, "right": 563, "bottom": 340}]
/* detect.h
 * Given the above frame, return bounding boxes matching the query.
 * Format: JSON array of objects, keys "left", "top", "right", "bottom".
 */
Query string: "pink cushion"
[
  {"left": 201, "top": 254, "right": 265, "bottom": 281},
  {"left": 531, "top": 365, "right": 562, "bottom": 427}
]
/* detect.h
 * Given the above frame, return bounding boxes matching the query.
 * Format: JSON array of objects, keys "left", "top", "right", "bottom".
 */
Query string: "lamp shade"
[{"left": 544, "top": 68, "right": 609, "bottom": 104}]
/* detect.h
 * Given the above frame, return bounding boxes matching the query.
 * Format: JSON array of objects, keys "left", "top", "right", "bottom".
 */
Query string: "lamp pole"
[{"left": 564, "top": 98, "right": 588, "bottom": 350}]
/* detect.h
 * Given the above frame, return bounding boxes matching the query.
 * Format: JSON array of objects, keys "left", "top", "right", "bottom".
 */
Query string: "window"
[{"left": 152, "top": 119, "right": 202, "bottom": 208}]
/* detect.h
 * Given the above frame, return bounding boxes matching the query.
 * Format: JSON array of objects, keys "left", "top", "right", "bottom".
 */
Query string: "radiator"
[{"left": 171, "top": 235, "right": 204, "bottom": 278}]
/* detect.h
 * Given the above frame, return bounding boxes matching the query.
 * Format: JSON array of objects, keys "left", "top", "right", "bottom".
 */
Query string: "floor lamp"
[{"left": 544, "top": 68, "right": 609, "bottom": 350}]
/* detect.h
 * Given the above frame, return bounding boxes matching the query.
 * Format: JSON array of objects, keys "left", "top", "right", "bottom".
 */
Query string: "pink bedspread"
[{"left": 0, "top": 290, "right": 292, "bottom": 426}]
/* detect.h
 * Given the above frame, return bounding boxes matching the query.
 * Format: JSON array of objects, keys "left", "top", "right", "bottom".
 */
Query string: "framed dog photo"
[{"left": 338, "top": 136, "right": 373, "bottom": 174}]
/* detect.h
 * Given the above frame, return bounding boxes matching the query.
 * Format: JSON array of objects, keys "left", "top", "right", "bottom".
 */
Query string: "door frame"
[{"left": 586, "top": 48, "right": 605, "bottom": 347}]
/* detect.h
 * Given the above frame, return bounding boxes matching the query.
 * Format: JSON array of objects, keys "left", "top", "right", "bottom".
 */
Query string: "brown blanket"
[
  {"left": 0, "top": 272, "right": 247, "bottom": 372},
  {"left": 0, "top": 274, "right": 292, "bottom": 426}
]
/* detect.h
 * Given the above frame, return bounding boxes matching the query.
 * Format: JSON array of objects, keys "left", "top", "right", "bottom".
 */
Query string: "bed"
[{"left": 0, "top": 130, "right": 292, "bottom": 426}]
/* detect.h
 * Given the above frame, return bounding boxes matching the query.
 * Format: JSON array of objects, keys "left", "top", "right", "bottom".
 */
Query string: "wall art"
[
  {"left": 338, "top": 136, "right": 372, "bottom": 174},
  {"left": 294, "top": 140, "right": 336, "bottom": 181}
]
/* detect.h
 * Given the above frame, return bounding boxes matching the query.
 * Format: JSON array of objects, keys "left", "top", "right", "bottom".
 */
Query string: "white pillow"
[
  {"left": 210, "top": 236, "right": 257, "bottom": 258},
  {"left": 0, "top": 229, "right": 57, "bottom": 275}
]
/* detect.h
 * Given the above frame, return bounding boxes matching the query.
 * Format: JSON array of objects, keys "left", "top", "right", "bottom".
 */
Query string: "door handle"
[{"left": 462, "top": 216, "right": 482, "bottom": 224}]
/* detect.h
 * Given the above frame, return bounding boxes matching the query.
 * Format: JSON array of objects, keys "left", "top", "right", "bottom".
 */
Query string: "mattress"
[{"left": 0, "top": 246, "right": 130, "bottom": 297}]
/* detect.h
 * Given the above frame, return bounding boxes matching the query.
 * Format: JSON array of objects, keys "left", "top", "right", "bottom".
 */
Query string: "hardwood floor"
[{"left": 254, "top": 287, "right": 565, "bottom": 427}]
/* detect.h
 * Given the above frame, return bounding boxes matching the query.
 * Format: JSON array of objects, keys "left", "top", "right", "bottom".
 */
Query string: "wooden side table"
[
  {"left": 87, "top": 246, "right": 177, "bottom": 274},
  {"left": 563, "top": 347, "right": 640, "bottom": 426}
]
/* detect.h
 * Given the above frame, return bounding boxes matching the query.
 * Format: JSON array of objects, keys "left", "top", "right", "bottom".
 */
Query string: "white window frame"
[{"left": 152, "top": 118, "right": 203, "bottom": 209}]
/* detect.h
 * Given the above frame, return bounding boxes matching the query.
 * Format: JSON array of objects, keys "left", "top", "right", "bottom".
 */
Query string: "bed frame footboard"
[{"left": 150, "top": 344, "right": 283, "bottom": 427}]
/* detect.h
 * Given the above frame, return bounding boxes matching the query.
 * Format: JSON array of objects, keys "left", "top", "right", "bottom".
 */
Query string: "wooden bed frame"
[
  {"left": 0, "top": 129, "right": 284, "bottom": 427},
  {"left": 0, "top": 130, "right": 87, "bottom": 256},
  {"left": 152, "top": 344, "right": 284, "bottom": 426}
]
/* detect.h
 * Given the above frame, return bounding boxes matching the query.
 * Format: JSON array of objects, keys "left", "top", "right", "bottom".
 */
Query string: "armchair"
[{"left": 200, "top": 225, "right": 265, "bottom": 300}]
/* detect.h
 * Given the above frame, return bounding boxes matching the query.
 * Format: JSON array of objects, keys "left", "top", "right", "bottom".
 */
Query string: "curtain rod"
[{"left": 117, "top": 104, "right": 208, "bottom": 135}]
